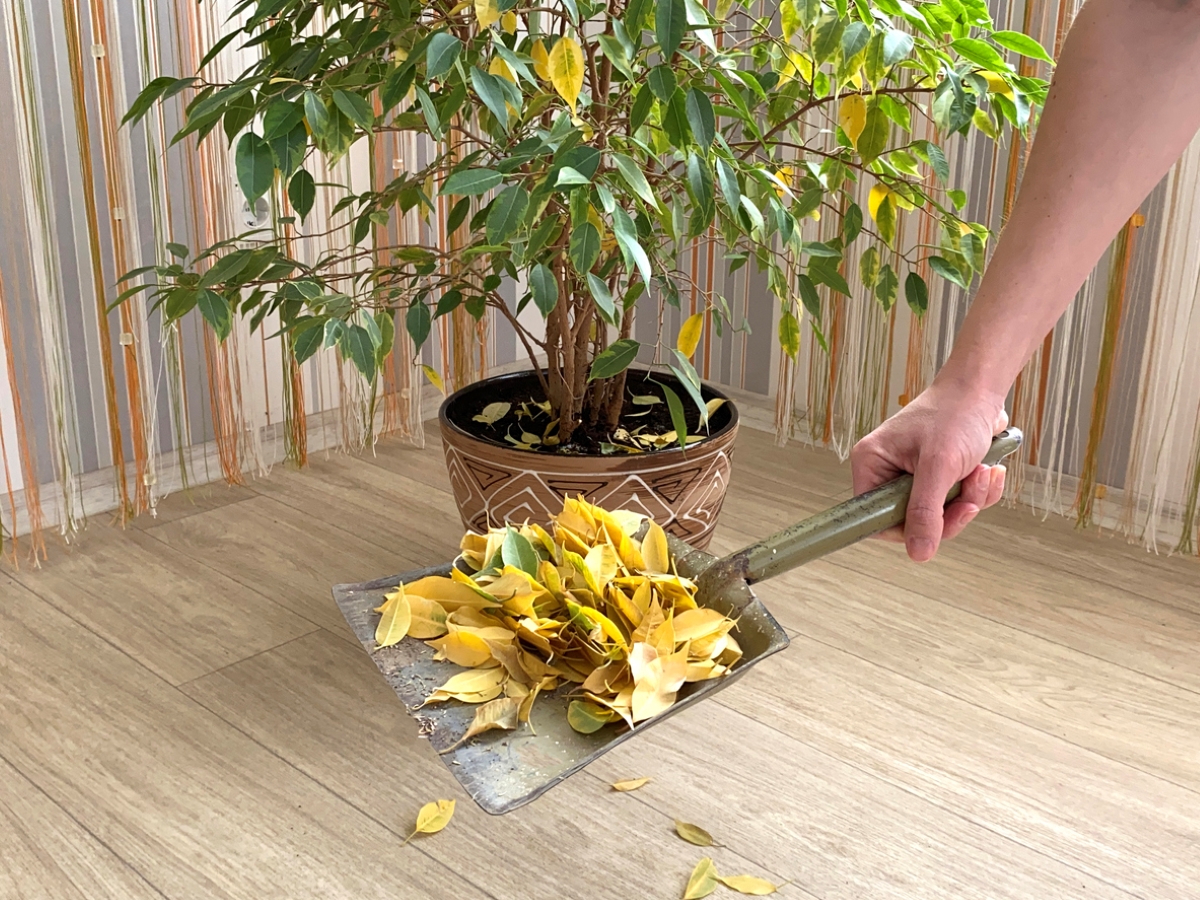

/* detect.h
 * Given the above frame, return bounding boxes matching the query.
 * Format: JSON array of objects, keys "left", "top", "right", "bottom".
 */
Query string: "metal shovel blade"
[{"left": 332, "top": 429, "right": 1022, "bottom": 815}]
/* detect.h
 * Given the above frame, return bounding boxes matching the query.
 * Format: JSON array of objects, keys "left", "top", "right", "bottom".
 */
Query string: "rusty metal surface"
[{"left": 332, "top": 536, "right": 790, "bottom": 816}]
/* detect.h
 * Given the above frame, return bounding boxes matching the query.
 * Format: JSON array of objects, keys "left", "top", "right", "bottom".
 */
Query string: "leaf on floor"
[
  {"left": 683, "top": 857, "right": 720, "bottom": 899},
  {"left": 675, "top": 819, "right": 715, "bottom": 847},
  {"left": 719, "top": 874, "right": 779, "bottom": 895},
  {"left": 405, "top": 799, "right": 455, "bottom": 843},
  {"left": 610, "top": 777, "right": 651, "bottom": 792}
]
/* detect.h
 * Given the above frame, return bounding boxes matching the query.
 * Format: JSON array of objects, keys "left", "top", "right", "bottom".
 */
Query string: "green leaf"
[
  {"left": 662, "top": 88, "right": 691, "bottom": 148},
  {"left": 648, "top": 66, "right": 677, "bottom": 103},
  {"left": 589, "top": 338, "right": 640, "bottom": 380},
  {"left": 344, "top": 324, "right": 377, "bottom": 382},
  {"left": 235, "top": 133, "right": 275, "bottom": 203},
  {"left": 800, "top": 241, "right": 842, "bottom": 258},
  {"left": 813, "top": 14, "right": 845, "bottom": 64},
  {"left": 857, "top": 102, "right": 889, "bottom": 165},
  {"left": 332, "top": 90, "right": 375, "bottom": 132},
  {"left": 625, "top": 0, "right": 651, "bottom": 32},
  {"left": 962, "top": 231, "right": 986, "bottom": 272},
  {"left": 586, "top": 273, "right": 617, "bottom": 324},
  {"left": 882, "top": 28, "right": 914, "bottom": 66},
  {"left": 435, "top": 289, "right": 463, "bottom": 318},
  {"left": 797, "top": 273, "right": 821, "bottom": 319},
  {"left": 929, "top": 255, "right": 968, "bottom": 288},
  {"left": 612, "top": 207, "right": 652, "bottom": 285},
  {"left": 911, "top": 140, "right": 950, "bottom": 183},
  {"left": 844, "top": 203, "right": 863, "bottom": 243},
  {"left": 841, "top": 21, "right": 870, "bottom": 61},
  {"left": 223, "top": 92, "right": 257, "bottom": 144},
  {"left": 875, "top": 262, "right": 898, "bottom": 310},
  {"left": 269, "top": 123, "right": 307, "bottom": 178},
  {"left": 809, "top": 258, "right": 851, "bottom": 296},
  {"left": 780, "top": 0, "right": 802, "bottom": 40},
  {"left": 293, "top": 322, "right": 324, "bottom": 363},
  {"left": 555, "top": 166, "right": 591, "bottom": 187},
  {"left": 166, "top": 242, "right": 189, "bottom": 259},
  {"left": 951, "top": 38, "right": 1008, "bottom": 72},
  {"left": 502, "top": 526, "right": 541, "bottom": 575},
  {"left": 288, "top": 169, "right": 316, "bottom": 221},
  {"left": 441, "top": 168, "right": 503, "bottom": 196},
  {"left": 668, "top": 351, "right": 708, "bottom": 427},
  {"left": 486, "top": 185, "right": 529, "bottom": 244},
  {"left": 992, "top": 30, "right": 1053, "bottom": 64},
  {"left": 656, "top": 0, "right": 686, "bottom": 58},
  {"left": 426, "top": 33, "right": 462, "bottom": 79},
  {"left": 859, "top": 245, "right": 879, "bottom": 289},
  {"left": 905, "top": 271, "right": 928, "bottom": 316},
  {"left": 715, "top": 157, "right": 741, "bottom": 216},
  {"left": 198, "top": 290, "right": 232, "bottom": 340},
  {"left": 661, "top": 382, "right": 688, "bottom": 450},
  {"left": 303, "top": 91, "right": 330, "bottom": 140},
  {"left": 124, "top": 76, "right": 195, "bottom": 126},
  {"left": 631, "top": 83, "right": 653, "bottom": 131},
  {"left": 570, "top": 222, "right": 601, "bottom": 273},
  {"left": 685, "top": 88, "right": 715, "bottom": 147},
  {"left": 779, "top": 308, "right": 800, "bottom": 359},
  {"left": 686, "top": 153, "right": 715, "bottom": 231},
  {"left": 470, "top": 67, "right": 510, "bottom": 131},
  {"left": 199, "top": 249, "right": 252, "bottom": 288},
  {"left": 611, "top": 152, "right": 658, "bottom": 208},
  {"left": 262, "top": 99, "right": 304, "bottom": 140},
  {"left": 529, "top": 263, "right": 558, "bottom": 317},
  {"left": 406, "top": 300, "right": 432, "bottom": 348}
]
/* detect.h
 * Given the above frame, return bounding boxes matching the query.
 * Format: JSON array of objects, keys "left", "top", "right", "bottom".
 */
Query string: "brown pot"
[{"left": 438, "top": 369, "right": 739, "bottom": 549}]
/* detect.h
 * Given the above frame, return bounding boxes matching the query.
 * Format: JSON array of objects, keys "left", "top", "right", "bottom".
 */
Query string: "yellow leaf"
[
  {"left": 641, "top": 520, "right": 671, "bottom": 575},
  {"left": 980, "top": 69, "right": 1014, "bottom": 99},
  {"left": 868, "top": 184, "right": 892, "bottom": 221},
  {"left": 677, "top": 313, "right": 704, "bottom": 358},
  {"left": 838, "top": 95, "right": 867, "bottom": 148},
  {"left": 501, "top": 10, "right": 518, "bottom": 33},
  {"left": 374, "top": 583, "right": 412, "bottom": 648},
  {"left": 442, "top": 696, "right": 520, "bottom": 752},
  {"left": 407, "top": 595, "right": 449, "bottom": 639},
  {"left": 548, "top": 36, "right": 585, "bottom": 111},
  {"left": 429, "top": 667, "right": 507, "bottom": 699},
  {"left": 410, "top": 799, "right": 455, "bottom": 839},
  {"left": 474, "top": 0, "right": 500, "bottom": 29},
  {"left": 779, "top": 48, "right": 812, "bottom": 84},
  {"left": 705, "top": 397, "right": 726, "bottom": 418},
  {"left": 426, "top": 631, "right": 496, "bottom": 667},
  {"left": 407, "top": 574, "right": 500, "bottom": 611},
  {"left": 489, "top": 56, "right": 515, "bottom": 83},
  {"left": 421, "top": 364, "right": 445, "bottom": 393},
  {"left": 611, "top": 777, "right": 651, "bottom": 792},
  {"left": 675, "top": 820, "right": 716, "bottom": 847},
  {"left": 531, "top": 39, "right": 551, "bottom": 81},
  {"left": 719, "top": 875, "right": 778, "bottom": 895},
  {"left": 672, "top": 608, "right": 730, "bottom": 642},
  {"left": 684, "top": 857, "right": 720, "bottom": 899}
]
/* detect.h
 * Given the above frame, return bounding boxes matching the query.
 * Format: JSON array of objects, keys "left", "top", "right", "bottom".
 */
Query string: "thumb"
[{"left": 904, "top": 453, "right": 962, "bottom": 563}]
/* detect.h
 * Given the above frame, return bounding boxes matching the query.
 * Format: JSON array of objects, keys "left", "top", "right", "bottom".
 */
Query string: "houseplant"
[{"left": 121, "top": 0, "right": 1049, "bottom": 545}]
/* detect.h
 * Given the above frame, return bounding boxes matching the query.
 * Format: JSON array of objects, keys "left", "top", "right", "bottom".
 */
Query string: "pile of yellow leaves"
[{"left": 373, "top": 496, "right": 740, "bottom": 742}]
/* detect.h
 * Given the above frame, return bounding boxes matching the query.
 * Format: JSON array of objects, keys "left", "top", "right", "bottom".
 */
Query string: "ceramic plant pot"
[{"left": 437, "top": 369, "right": 739, "bottom": 549}]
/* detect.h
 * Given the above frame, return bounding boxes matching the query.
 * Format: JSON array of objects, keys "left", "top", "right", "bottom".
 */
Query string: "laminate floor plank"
[
  {"left": 181, "top": 629, "right": 809, "bottom": 900},
  {"left": 10, "top": 526, "right": 314, "bottom": 686},
  {"left": 0, "top": 581, "right": 493, "bottom": 900}
]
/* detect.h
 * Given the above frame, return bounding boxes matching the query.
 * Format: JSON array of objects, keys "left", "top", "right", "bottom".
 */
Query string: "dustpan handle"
[{"left": 733, "top": 428, "right": 1023, "bottom": 585}]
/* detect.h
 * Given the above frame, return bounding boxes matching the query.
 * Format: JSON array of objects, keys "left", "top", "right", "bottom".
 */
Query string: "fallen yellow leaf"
[
  {"left": 426, "top": 631, "right": 496, "bottom": 667},
  {"left": 407, "top": 798, "right": 455, "bottom": 842},
  {"left": 442, "top": 696, "right": 520, "bottom": 753},
  {"left": 719, "top": 874, "right": 779, "bottom": 895},
  {"left": 684, "top": 857, "right": 720, "bottom": 899},
  {"left": 675, "top": 820, "right": 715, "bottom": 847},
  {"left": 407, "top": 594, "right": 449, "bottom": 639},
  {"left": 611, "top": 777, "right": 651, "bottom": 792}
]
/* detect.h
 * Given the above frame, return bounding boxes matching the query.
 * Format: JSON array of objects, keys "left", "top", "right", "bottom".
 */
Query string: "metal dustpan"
[{"left": 333, "top": 429, "right": 1023, "bottom": 815}]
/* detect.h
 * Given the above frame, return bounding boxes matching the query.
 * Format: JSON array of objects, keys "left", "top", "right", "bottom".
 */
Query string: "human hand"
[{"left": 849, "top": 379, "right": 1010, "bottom": 562}]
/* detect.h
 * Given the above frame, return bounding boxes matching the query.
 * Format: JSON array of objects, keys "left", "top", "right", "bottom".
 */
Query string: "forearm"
[{"left": 937, "top": 0, "right": 1200, "bottom": 402}]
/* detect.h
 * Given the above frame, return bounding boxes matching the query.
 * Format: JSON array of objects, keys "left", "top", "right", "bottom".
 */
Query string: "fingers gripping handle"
[{"left": 736, "top": 428, "right": 1023, "bottom": 585}]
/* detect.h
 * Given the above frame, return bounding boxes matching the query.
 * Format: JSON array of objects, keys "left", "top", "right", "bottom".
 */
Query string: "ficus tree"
[{"left": 120, "top": 0, "right": 1050, "bottom": 449}]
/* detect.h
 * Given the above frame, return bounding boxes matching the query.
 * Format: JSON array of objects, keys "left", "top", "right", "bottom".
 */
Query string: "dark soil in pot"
[{"left": 441, "top": 368, "right": 737, "bottom": 456}]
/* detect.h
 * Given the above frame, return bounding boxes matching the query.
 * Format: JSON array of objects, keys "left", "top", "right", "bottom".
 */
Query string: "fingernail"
[{"left": 908, "top": 537, "right": 935, "bottom": 561}]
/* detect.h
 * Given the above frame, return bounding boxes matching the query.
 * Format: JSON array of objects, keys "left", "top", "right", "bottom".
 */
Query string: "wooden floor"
[{"left": 3, "top": 425, "right": 1199, "bottom": 900}]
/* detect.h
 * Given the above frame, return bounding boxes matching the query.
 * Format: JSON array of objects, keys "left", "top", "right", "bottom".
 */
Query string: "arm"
[{"left": 850, "top": 0, "right": 1200, "bottom": 562}]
